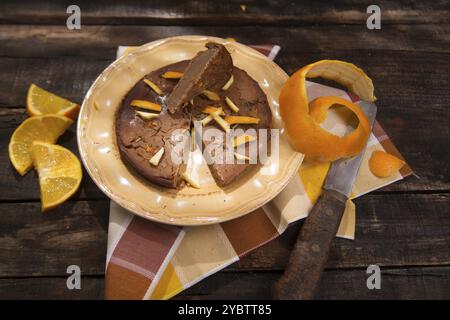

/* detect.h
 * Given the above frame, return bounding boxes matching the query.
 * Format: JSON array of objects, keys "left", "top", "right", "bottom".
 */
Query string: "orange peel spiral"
[{"left": 280, "top": 60, "right": 376, "bottom": 162}]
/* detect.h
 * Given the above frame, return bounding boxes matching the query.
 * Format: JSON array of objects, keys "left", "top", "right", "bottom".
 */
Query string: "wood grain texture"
[
  {"left": 0, "top": 1, "right": 448, "bottom": 299},
  {"left": 2, "top": 266, "right": 450, "bottom": 300},
  {"left": 0, "top": 276, "right": 104, "bottom": 300},
  {"left": 234, "top": 194, "right": 450, "bottom": 271},
  {"left": 0, "top": 194, "right": 448, "bottom": 278},
  {"left": 0, "top": 24, "right": 448, "bottom": 193},
  {"left": 179, "top": 266, "right": 450, "bottom": 300},
  {"left": 0, "top": 24, "right": 449, "bottom": 60},
  {"left": 1, "top": 52, "right": 448, "bottom": 194},
  {"left": 1, "top": 0, "right": 449, "bottom": 25},
  {"left": 0, "top": 201, "right": 108, "bottom": 277}
]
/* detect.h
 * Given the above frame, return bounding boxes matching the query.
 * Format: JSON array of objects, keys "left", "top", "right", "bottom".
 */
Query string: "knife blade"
[
  {"left": 273, "top": 101, "right": 377, "bottom": 300},
  {"left": 324, "top": 101, "right": 378, "bottom": 197}
]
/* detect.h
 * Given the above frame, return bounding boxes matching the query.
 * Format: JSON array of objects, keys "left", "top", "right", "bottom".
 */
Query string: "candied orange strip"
[
  {"left": 130, "top": 99, "right": 161, "bottom": 112},
  {"left": 162, "top": 71, "right": 183, "bottom": 79},
  {"left": 202, "top": 106, "right": 225, "bottom": 116},
  {"left": 369, "top": 150, "right": 405, "bottom": 178},
  {"left": 225, "top": 116, "right": 260, "bottom": 125},
  {"left": 280, "top": 60, "right": 376, "bottom": 162}
]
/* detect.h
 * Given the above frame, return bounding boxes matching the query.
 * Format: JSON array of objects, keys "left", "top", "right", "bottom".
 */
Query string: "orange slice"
[
  {"left": 8, "top": 115, "right": 73, "bottom": 175},
  {"left": 26, "top": 84, "right": 80, "bottom": 120},
  {"left": 369, "top": 150, "right": 405, "bottom": 178},
  {"left": 280, "top": 60, "right": 376, "bottom": 162},
  {"left": 31, "top": 142, "right": 82, "bottom": 212}
]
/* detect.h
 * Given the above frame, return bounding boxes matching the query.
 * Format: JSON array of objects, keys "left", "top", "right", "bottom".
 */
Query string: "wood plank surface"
[
  {"left": 1, "top": 1, "right": 449, "bottom": 25},
  {"left": 0, "top": 24, "right": 449, "bottom": 60},
  {"left": 179, "top": 266, "right": 450, "bottom": 300},
  {"left": 1, "top": 50, "right": 448, "bottom": 195},
  {"left": 0, "top": 194, "right": 448, "bottom": 278},
  {"left": 0, "top": 200, "right": 108, "bottom": 277},
  {"left": 0, "top": 276, "right": 104, "bottom": 300},
  {"left": 233, "top": 194, "right": 450, "bottom": 270},
  {"left": 0, "top": 0, "right": 448, "bottom": 300},
  {"left": 2, "top": 266, "right": 450, "bottom": 299}
]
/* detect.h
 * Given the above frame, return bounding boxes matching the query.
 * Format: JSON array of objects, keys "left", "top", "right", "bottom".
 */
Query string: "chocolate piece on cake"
[{"left": 166, "top": 42, "right": 233, "bottom": 114}]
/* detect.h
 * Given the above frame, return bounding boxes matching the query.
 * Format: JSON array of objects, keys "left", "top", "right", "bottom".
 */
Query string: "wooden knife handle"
[{"left": 272, "top": 189, "right": 347, "bottom": 300}]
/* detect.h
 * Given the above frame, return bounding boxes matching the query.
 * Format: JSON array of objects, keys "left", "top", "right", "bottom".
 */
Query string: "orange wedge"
[
  {"left": 369, "top": 150, "right": 405, "bottom": 178},
  {"left": 8, "top": 115, "right": 73, "bottom": 175},
  {"left": 31, "top": 142, "right": 82, "bottom": 212},
  {"left": 26, "top": 84, "right": 80, "bottom": 120}
]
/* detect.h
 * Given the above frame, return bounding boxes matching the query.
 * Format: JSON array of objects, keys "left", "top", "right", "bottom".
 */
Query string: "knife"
[{"left": 272, "top": 101, "right": 377, "bottom": 300}]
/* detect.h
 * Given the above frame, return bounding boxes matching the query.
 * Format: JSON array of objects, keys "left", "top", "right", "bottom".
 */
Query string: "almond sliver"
[
  {"left": 234, "top": 152, "right": 250, "bottom": 161},
  {"left": 162, "top": 71, "right": 183, "bottom": 79},
  {"left": 180, "top": 171, "right": 201, "bottom": 189},
  {"left": 222, "top": 75, "right": 234, "bottom": 91},
  {"left": 233, "top": 134, "right": 255, "bottom": 148},
  {"left": 213, "top": 115, "right": 231, "bottom": 133},
  {"left": 149, "top": 147, "right": 164, "bottom": 166},
  {"left": 136, "top": 111, "right": 159, "bottom": 120},
  {"left": 201, "top": 115, "right": 213, "bottom": 126},
  {"left": 225, "top": 116, "right": 260, "bottom": 125},
  {"left": 225, "top": 97, "right": 239, "bottom": 112},
  {"left": 202, "top": 90, "right": 221, "bottom": 101},
  {"left": 143, "top": 79, "right": 163, "bottom": 95},
  {"left": 130, "top": 99, "right": 161, "bottom": 112},
  {"left": 210, "top": 108, "right": 230, "bottom": 133}
]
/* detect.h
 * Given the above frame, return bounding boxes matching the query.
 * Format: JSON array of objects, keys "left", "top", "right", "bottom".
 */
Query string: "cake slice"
[{"left": 166, "top": 42, "right": 233, "bottom": 114}]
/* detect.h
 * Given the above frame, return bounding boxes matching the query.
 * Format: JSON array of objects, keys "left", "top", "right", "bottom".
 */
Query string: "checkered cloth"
[{"left": 104, "top": 44, "right": 412, "bottom": 299}]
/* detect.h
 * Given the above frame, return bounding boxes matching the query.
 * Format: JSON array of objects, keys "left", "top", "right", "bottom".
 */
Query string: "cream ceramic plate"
[{"left": 77, "top": 35, "right": 303, "bottom": 225}]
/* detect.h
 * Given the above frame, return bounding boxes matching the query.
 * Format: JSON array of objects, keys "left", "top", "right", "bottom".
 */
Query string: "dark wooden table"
[{"left": 0, "top": 1, "right": 449, "bottom": 299}]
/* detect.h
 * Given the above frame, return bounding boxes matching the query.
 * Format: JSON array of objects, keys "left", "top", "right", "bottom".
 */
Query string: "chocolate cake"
[{"left": 115, "top": 43, "right": 272, "bottom": 189}]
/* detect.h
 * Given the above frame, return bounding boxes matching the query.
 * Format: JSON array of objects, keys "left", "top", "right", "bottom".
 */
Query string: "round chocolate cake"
[{"left": 115, "top": 43, "right": 272, "bottom": 189}]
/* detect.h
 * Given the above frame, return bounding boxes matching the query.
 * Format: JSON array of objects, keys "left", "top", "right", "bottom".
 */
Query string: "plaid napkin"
[{"left": 104, "top": 44, "right": 412, "bottom": 300}]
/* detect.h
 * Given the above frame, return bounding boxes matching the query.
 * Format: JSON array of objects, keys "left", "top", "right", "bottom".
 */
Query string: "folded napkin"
[{"left": 105, "top": 44, "right": 412, "bottom": 300}]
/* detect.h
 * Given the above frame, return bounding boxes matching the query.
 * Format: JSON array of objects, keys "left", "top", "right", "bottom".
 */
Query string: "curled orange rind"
[{"left": 280, "top": 60, "right": 376, "bottom": 162}]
